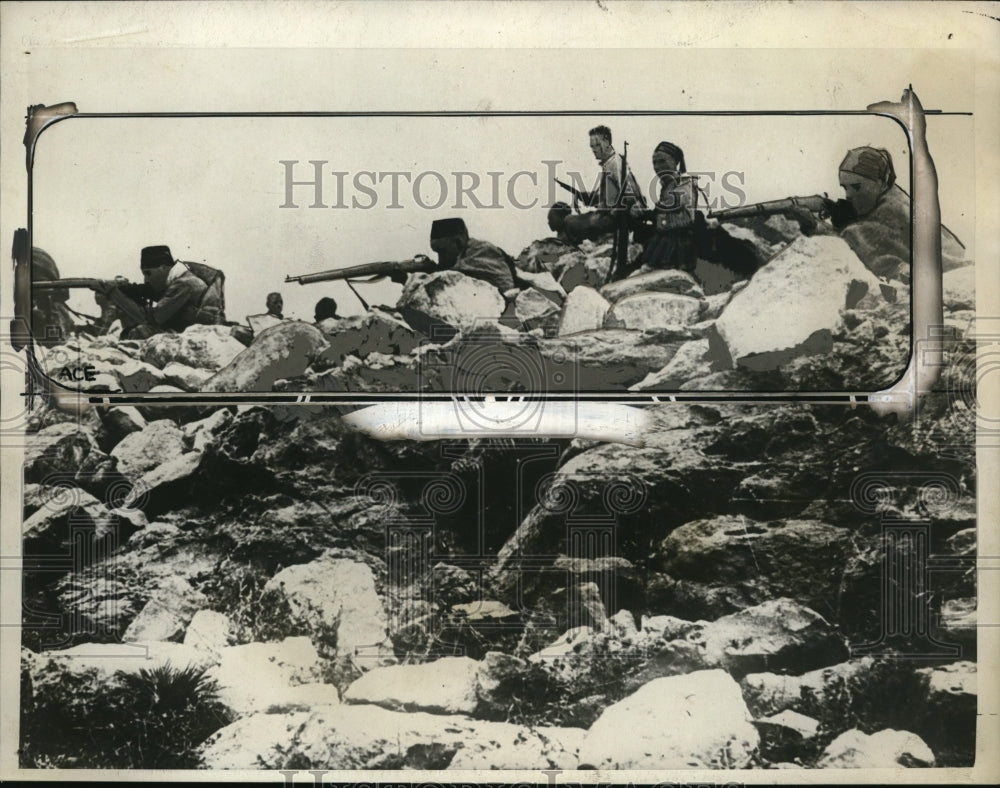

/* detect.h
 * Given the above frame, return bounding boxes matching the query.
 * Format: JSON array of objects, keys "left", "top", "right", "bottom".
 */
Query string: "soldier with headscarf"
[
  {"left": 829, "top": 146, "right": 965, "bottom": 279},
  {"left": 633, "top": 141, "right": 698, "bottom": 272}
]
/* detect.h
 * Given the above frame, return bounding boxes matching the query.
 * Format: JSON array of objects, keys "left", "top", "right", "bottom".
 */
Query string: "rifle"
[
  {"left": 707, "top": 194, "right": 831, "bottom": 222},
  {"left": 554, "top": 178, "right": 592, "bottom": 207},
  {"left": 606, "top": 140, "right": 631, "bottom": 284},
  {"left": 285, "top": 255, "right": 434, "bottom": 285},
  {"left": 33, "top": 278, "right": 152, "bottom": 327}
]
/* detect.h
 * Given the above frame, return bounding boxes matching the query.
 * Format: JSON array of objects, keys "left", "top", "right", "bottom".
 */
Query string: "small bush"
[{"left": 21, "top": 660, "right": 234, "bottom": 769}]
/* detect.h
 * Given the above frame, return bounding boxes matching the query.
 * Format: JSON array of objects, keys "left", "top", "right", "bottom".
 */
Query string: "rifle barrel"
[
  {"left": 286, "top": 256, "right": 432, "bottom": 285},
  {"left": 33, "top": 278, "right": 99, "bottom": 289}
]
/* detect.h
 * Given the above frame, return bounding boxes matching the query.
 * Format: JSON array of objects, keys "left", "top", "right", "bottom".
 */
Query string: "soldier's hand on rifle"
[
  {"left": 90, "top": 279, "right": 115, "bottom": 296},
  {"left": 783, "top": 206, "right": 820, "bottom": 236}
]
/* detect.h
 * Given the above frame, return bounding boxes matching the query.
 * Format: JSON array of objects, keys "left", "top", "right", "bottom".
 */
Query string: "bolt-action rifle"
[
  {"left": 285, "top": 255, "right": 435, "bottom": 285},
  {"left": 33, "top": 278, "right": 152, "bottom": 327},
  {"left": 707, "top": 194, "right": 832, "bottom": 222}
]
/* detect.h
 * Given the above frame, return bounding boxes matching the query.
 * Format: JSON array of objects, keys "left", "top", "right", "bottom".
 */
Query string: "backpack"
[{"left": 179, "top": 260, "right": 227, "bottom": 324}]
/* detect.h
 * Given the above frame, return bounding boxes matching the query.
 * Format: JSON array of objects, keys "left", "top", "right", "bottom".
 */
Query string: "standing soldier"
[
  {"left": 563, "top": 125, "right": 647, "bottom": 245},
  {"left": 632, "top": 141, "right": 698, "bottom": 272}
]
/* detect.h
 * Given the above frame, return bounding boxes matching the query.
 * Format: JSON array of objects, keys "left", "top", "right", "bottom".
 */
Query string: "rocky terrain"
[{"left": 18, "top": 217, "right": 979, "bottom": 770}]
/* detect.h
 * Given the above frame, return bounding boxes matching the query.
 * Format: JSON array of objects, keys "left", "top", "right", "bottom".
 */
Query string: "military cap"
[
  {"left": 140, "top": 245, "right": 174, "bottom": 270},
  {"left": 430, "top": 218, "right": 468, "bottom": 240}
]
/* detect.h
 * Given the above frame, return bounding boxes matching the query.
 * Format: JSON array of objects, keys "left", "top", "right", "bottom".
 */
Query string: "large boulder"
[
  {"left": 515, "top": 237, "right": 576, "bottom": 274},
  {"left": 123, "top": 449, "right": 206, "bottom": 514},
  {"left": 110, "top": 358, "right": 167, "bottom": 392},
  {"left": 816, "top": 728, "right": 935, "bottom": 768},
  {"left": 740, "top": 658, "right": 878, "bottom": 719},
  {"left": 262, "top": 555, "right": 389, "bottom": 679},
  {"left": 99, "top": 406, "right": 147, "bottom": 446},
  {"left": 205, "top": 321, "right": 328, "bottom": 392},
  {"left": 537, "top": 329, "right": 690, "bottom": 389},
  {"left": 199, "top": 704, "right": 583, "bottom": 770},
  {"left": 25, "top": 640, "right": 214, "bottom": 681},
  {"left": 121, "top": 575, "right": 207, "bottom": 643},
  {"left": 652, "top": 516, "right": 855, "bottom": 621},
  {"left": 600, "top": 268, "right": 703, "bottom": 302},
  {"left": 343, "top": 656, "right": 479, "bottom": 715},
  {"left": 109, "top": 419, "right": 186, "bottom": 478},
  {"left": 630, "top": 338, "right": 712, "bottom": 390},
  {"left": 706, "top": 235, "right": 883, "bottom": 371},
  {"left": 753, "top": 709, "right": 822, "bottom": 763},
  {"left": 161, "top": 362, "right": 215, "bottom": 391},
  {"left": 493, "top": 406, "right": 747, "bottom": 591},
  {"left": 313, "top": 309, "right": 422, "bottom": 368},
  {"left": 183, "top": 610, "right": 233, "bottom": 658},
  {"left": 197, "top": 712, "right": 312, "bottom": 768},
  {"left": 510, "top": 287, "right": 562, "bottom": 332},
  {"left": 210, "top": 637, "right": 334, "bottom": 716},
  {"left": 603, "top": 291, "right": 702, "bottom": 330},
  {"left": 140, "top": 324, "right": 247, "bottom": 371},
  {"left": 910, "top": 661, "right": 976, "bottom": 766},
  {"left": 396, "top": 270, "right": 506, "bottom": 337},
  {"left": 554, "top": 250, "right": 609, "bottom": 293},
  {"left": 695, "top": 599, "right": 848, "bottom": 677},
  {"left": 556, "top": 286, "right": 610, "bottom": 336},
  {"left": 578, "top": 670, "right": 759, "bottom": 769},
  {"left": 22, "top": 485, "right": 145, "bottom": 558}
]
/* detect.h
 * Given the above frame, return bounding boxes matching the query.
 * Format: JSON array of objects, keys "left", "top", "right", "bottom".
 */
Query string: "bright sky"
[
  {"left": 29, "top": 110, "right": 969, "bottom": 323},
  {"left": 0, "top": 8, "right": 982, "bottom": 326}
]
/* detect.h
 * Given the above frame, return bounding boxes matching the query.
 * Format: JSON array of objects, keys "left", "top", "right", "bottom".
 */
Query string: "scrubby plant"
[{"left": 21, "top": 660, "right": 233, "bottom": 769}]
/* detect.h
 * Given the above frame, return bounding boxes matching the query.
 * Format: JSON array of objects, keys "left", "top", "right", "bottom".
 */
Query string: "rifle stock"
[{"left": 285, "top": 255, "right": 433, "bottom": 285}]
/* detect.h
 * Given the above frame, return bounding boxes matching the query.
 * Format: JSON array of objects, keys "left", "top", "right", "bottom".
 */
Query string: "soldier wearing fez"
[
  {"left": 407, "top": 217, "right": 517, "bottom": 293},
  {"left": 119, "top": 245, "right": 225, "bottom": 339}
]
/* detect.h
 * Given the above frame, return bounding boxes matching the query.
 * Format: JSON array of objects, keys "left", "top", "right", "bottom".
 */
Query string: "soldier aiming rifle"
[
  {"left": 286, "top": 217, "right": 517, "bottom": 307},
  {"left": 708, "top": 146, "right": 966, "bottom": 279},
  {"left": 33, "top": 245, "right": 226, "bottom": 340}
]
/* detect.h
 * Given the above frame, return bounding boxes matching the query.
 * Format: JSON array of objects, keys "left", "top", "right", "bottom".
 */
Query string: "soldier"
[
  {"left": 828, "top": 146, "right": 965, "bottom": 278},
  {"left": 30, "top": 247, "right": 76, "bottom": 344},
  {"left": 632, "top": 141, "right": 698, "bottom": 272},
  {"left": 313, "top": 296, "right": 340, "bottom": 332},
  {"left": 563, "top": 125, "right": 646, "bottom": 245},
  {"left": 122, "top": 245, "right": 225, "bottom": 339},
  {"left": 265, "top": 292, "right": 284, "bottom": 320},
  {"left": 429, "top": 217, "right": 517, "bottom": 292},
  {"left": 232, "top": 291, "right": 286, "bottom": 346}
]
